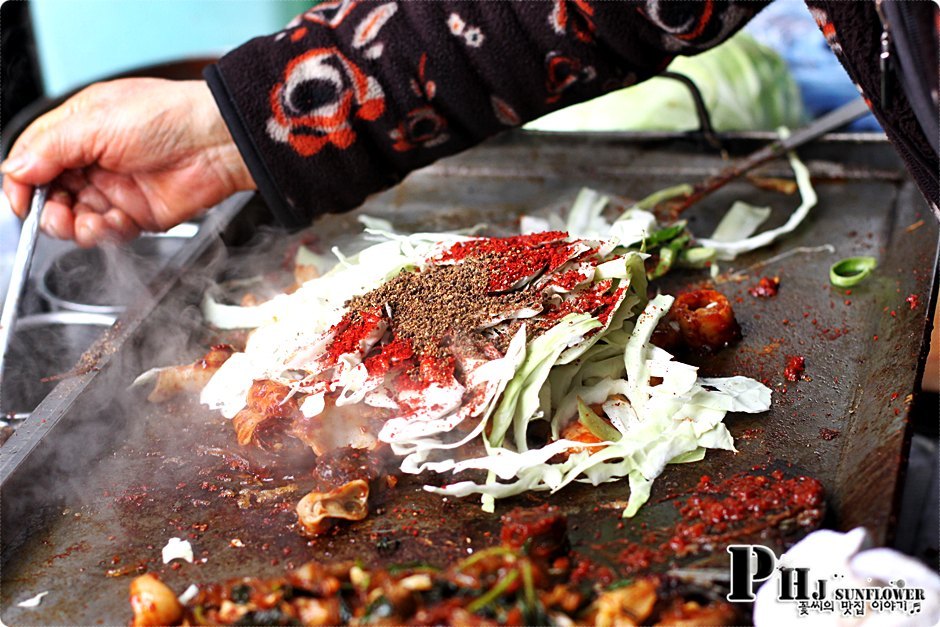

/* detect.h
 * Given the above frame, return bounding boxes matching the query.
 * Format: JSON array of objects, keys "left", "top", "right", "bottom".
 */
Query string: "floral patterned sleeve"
[
  {"left": 805, "top": 1, "right": 938, "bottom": 215},
  {"left": 205, "top": 0, "right": 768, "bottom": 228}
]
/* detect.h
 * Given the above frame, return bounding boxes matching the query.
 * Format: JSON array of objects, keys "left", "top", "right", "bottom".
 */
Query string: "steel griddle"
[{"left": 0, "top": 132, "right": 936, "bottom": 625}]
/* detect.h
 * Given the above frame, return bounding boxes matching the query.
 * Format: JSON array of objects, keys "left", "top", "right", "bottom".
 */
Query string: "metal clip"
[
  {"left": 880, "top": 30, "right": 893, "bottom": 107},
  {"left": 876, "top": 0, "right": 893, "bottom": 107}
]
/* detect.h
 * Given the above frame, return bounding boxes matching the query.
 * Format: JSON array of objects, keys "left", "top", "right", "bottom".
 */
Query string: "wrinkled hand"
[{"left": 2, "top": 79, "right": 256, "bottom": 247}]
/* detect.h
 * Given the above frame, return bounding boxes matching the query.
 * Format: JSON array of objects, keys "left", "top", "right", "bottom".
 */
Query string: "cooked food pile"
[
  {"left": 137, "top": 189, "right": 772, "bottom": 533},
  {"left": 129, "top": 506, "right": 744, "bottom": 626},
  {"left": 118, "top": 178, "right": 846, "bottom": 626}
]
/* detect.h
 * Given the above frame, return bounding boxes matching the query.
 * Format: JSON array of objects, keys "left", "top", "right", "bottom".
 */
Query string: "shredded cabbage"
[
  {"left": 708, "top": 201, "right": 772, "bottom": 243},
  {"left": 695, "top": 130, "right": 818, "bottom": 260},
  {"left": 427, "top": 295, "right": 770, "bottom": 517}
]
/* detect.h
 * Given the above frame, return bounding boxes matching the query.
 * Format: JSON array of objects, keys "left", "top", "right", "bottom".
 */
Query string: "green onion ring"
[{"left": 830, "top": 256, "right": 877, "bottom": 287}]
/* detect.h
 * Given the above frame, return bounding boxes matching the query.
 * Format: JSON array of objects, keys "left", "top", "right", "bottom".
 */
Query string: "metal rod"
[
  {"left": 0, "top": 185, "right": 48, "bottom": 414},
  {"left": 669, "top": 98, "right": 872, "bottom": 215}
]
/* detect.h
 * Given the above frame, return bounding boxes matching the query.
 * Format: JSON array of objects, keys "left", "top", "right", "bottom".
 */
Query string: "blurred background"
[{"left": 3, "top": 0, "right": 308, "bottom": 103}]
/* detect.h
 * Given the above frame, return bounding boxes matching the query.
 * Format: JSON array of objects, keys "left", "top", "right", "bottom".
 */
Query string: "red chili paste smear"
[
  {"left": 573, "top": 469, "right": 824, "bottom": 581},
  {"left": 669, "top": 471, "right": 823, "bottom": 553}
]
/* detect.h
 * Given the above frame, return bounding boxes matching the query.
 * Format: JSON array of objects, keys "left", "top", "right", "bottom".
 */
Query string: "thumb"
[
  {"left": 2, "top": 142, "right": 66, "bottom": 187},
  {"left": 1, "top": 102, "right": 98, "bottom": 185},
  {"left": 0, "top": 137, "right": 68, "bottom": 218},
  {"left": 1, "top": 150, "right": 49, "bottom": 183}
]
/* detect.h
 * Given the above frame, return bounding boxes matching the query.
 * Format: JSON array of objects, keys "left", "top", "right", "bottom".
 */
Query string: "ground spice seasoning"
[
  {"left": 327, "top": 233, "right": 626, "bottom": 396},
  {"left": 347, "top": 256, "right": 537, "bottom": 357}
]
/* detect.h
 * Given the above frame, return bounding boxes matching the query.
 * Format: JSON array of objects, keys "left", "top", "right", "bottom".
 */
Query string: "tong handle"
[
  {"left": 0, "top": 185, "right": 48, "bottom": 414},
  {"left": 672, "top": 98, "right": 871, "bottom": 215}
]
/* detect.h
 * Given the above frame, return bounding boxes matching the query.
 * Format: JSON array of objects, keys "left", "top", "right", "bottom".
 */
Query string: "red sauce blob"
[
  {"left": 784, "top": 355, "right": 806, "bottom": 382},
  {"left": 819, "top": 428, "right": 840, "bottom": 441},
  {"left": 748, "top": 276, "right": 780, "bottom": 298}
]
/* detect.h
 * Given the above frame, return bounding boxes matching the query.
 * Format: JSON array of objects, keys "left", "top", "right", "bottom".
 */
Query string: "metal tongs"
[
  {"left": 0, "top": 186, "right": 48, "bottom": 420},
  {"left": 666, "top": 98, "right": 872, "bottom": 216}
]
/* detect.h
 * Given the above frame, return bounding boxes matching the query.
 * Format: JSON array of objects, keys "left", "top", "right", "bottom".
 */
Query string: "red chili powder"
[
  {"left": 437, "top": 231, "right": 578, "bottom": 293},
  {"left": 394, "top": 354, "right": 456, "bottom": 394},
  {"left": 325, "top": 308, "right": 383, "bottom": 364},
  {"left": 363, "top": 336, "right": 414, "bottom": 377},
  {"left": 594, "top": 286, "right": 627, "bottom": 326},
  {"left": 419, "top": 354, "right": 456, "bottom": 387},
  {"left": 551, "top": 268, "right": 588, "bottom": 291},
  {"left": 437, "top": 231, "right": 568, "bottom": 263},
  {"left": 537, "top": 279, "right": 621, "bottom": 331}
]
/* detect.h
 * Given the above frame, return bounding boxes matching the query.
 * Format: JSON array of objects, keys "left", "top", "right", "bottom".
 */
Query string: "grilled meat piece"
[
  {"left": 653, "top": 289, "right": 740, "bottom": 353},
  {"left": 296, "top": 479, "right": 370, "bottom": 537},
  {"left": 129, "top": 573, "right": 183, "bottom": 626},
  {"left": 137, "top": 344, "right": 235, "bottom": 403},
  {"left": 232, "top": 379, "right": 302, "bottom": 448}
]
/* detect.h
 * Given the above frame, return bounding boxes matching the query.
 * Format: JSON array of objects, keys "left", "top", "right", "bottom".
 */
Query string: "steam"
[
  {"left": 0, "top": 211, "right": 310, "bottom": 564},
  {"left": 1, "top": 315, "right": 111, "bottom": 414},
  {"left": 0, "top": 189, "right": 520, "bottom": 599}
]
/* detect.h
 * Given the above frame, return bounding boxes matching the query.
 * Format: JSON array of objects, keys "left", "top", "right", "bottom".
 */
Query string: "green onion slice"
[
  {"left": 466, "top": 570, "right": 519, "bottom": 614},
  {"left": 830, "top": 256, "right": 877, "bottom": 287},
  {"left": 644, "top": 222, "right": 687, "bottom": 249},
  {"left": 577, "top": 398, "right": 622, "bottom": 442}
]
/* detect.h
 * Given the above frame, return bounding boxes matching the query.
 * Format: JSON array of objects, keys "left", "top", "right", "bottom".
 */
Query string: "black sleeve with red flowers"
[
  {"left": 805, "top": 1, "right": 938, "bottom": 216},
  {"left": 205, "top": 0, "right": 768, "bottom": 229}
]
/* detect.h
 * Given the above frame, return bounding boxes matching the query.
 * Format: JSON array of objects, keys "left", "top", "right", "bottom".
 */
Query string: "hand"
[{"left": 1, "top": 78, "right": 256, "bottom": 247}]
